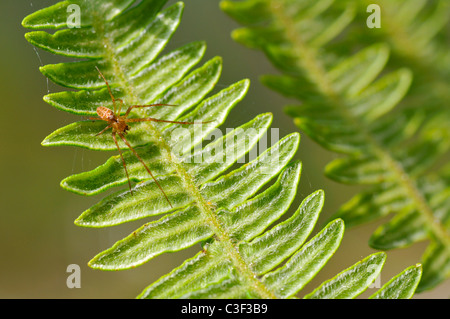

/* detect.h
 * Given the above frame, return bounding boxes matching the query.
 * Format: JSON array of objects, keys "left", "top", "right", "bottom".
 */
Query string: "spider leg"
[
  {"left": 95, "top": 124, "right": 113, "bottom": 136},
  {"left": 124, "top": 104, "right": 177, "bottom": 117},
  {"left": 117, "top": 132, "right": 173, "bottom": 208},
  {"left": 95, "top": 66, "right": 117, "bottom": 114},
  {"left": 125, "top": 118, "right": 213, "bottom": 125},
  {"left": 87, "top": 117, "right": 107, "bottom": 121},
  {"left": 112, "top": 131, "right": 133, "bottom": 195},
  {"left": 116, "top": 98, "right": 124, "bottom": 116}
]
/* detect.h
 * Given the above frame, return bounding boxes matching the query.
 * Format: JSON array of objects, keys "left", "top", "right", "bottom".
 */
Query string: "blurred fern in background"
[{"left": 222, "top": 0, "right": 450, "bottom": 292}]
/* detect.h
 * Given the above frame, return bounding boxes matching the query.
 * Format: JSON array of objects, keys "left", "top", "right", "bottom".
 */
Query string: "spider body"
[
  {"left": 96, "top": 106, "right": 116, "bottom": 121},
  {"left": 96, "top": 106, "right": 129, "bottom": 134},
  {"left": 89, "top": 66, "right": 211, "bottom": 208}
]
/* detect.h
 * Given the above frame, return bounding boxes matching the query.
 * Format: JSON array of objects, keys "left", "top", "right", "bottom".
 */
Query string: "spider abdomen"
[{"left": 97, "top": 106, "right": 115, "bottom": 120}]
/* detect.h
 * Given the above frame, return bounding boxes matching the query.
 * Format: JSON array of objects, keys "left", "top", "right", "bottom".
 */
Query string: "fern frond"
[
  {"left": 222, "top": 0, "right": 450, "bottom": 292},
  {"left": 25, "top": 0, "right": 423, "bottom": 298}
]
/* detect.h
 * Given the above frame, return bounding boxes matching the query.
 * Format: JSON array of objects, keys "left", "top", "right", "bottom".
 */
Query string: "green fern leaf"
[
  {"left": 304, "top": 252, "right": 386, "bottom": 299},
  {"left": 369, "top": 264, "right": 423, "bottom": 299},
  {"left": 222, "top": 0, "right": 450, "bottom": 292},
  {"left": 25, "top": 0, "right": 423, "bottom": 299}
]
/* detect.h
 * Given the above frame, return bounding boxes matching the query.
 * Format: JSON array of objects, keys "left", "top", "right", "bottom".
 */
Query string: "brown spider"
[{"left": 88, "top": 66, "right": 208, "bottom": 208}]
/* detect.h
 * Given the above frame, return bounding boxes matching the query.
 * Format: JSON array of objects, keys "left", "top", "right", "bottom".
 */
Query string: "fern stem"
[
  {"left": 157, "top": 147, "right": 278, "bottom": 299},
  {"left": 375, "top": 149, "right": 450, "bottom": 248},
  {"left": 91, "top": 10, "right": 277, "bottom": 299},
  {"left": 268, "top": 2, "right": 337, "bottom": 99},
  {"left": 269, "top": 1, "right": 450, "bottom": 250}
]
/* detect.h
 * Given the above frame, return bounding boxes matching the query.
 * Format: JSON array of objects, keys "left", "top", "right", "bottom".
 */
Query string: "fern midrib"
[
  {"left": 92, "top": 10, "right": 277, "bottom": 299},
  {"left": 268, "top": 3, "right": 336, "bottom": 99},
  {"left": 269, "top": 1, "right": 450, "bottom": 250}
]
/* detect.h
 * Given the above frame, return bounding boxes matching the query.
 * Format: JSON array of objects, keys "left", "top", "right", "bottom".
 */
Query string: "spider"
[{"left": 88, "top": 66, "right": 208, "bottom": 208}]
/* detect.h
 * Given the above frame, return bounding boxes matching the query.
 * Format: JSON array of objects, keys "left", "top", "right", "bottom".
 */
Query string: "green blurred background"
[{"left": 0, "top": 0, "right": 448, "bottom": 298}]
